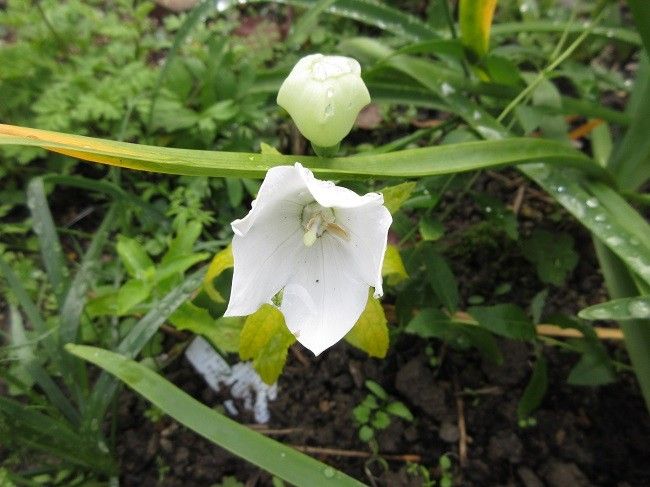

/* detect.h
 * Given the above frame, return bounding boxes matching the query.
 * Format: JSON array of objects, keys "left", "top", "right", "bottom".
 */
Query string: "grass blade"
[
  {"left": 0, "top": 123, "right": 608, "bottom": 180},
  {"left": 26, "top": 178, "right": 69, "bottom": 304},
  {"left": 67, "top": 344, "right": 364, "bottom": 486},
  {"left": 84, "top": 268, "right": 206, "bottom": 430}
]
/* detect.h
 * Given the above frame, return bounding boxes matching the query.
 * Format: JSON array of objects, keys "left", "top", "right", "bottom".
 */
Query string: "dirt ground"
[{"left": 115, "top": 172, "right": 650, "bottom": 487}]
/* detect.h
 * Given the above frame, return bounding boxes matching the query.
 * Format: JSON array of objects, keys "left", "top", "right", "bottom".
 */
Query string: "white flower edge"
[{"left": 224, "top": 163, "right": 391, "bottom": 355}]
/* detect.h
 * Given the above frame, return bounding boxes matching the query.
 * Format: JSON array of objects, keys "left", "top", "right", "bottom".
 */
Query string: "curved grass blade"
[
  {"left": 85, "top": 268, "right": 206, "bottom": 429},
  {"left": 9, "top": 304, "right": 79, "bottom": 425},
  {"left": 0, "top": 124, "right": 607, "bottom": 180},
  {"left": 0, "top": 396, "right": 115, "bottom": 474},
  {"left": 490, "top": 21, "right": 641, "bottom": 46},
  {"left": 26, "top": 177, "right": 69, "bottom": 304},
  {"left": 341, "top": 37, "right": 630, "bottom": 126},
  {"left": 68, "top": 344, "right": 364, "bottom": 486},
  {"left": 579, "top": 296, "right": 650, "bottom": 321}
]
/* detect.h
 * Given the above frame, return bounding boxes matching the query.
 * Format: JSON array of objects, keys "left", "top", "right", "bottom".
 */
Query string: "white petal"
[
  {"left": 225, "top": 210, "right": 305, "bottom": 317},
  {"left": 295, "top": 163, "right": 382, "bottom": 209},
  {"left": 225, "top": 165, "right": 309, "bottom": 316},
  {"left": 230, "top": 165, "right": 310, "bottom": 237},
  {"left": 333, "top": 203, "right": 392, "bottom": 297},
  {"left": 280, "top": 235, "right": 370, "bottom": 356}
]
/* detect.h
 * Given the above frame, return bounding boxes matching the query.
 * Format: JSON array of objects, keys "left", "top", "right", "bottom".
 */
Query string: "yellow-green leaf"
[
  {"left": 260, "top": 142, "right": 281, "bottom": 155},
  {"left": 239, "top": 305, "right": 296, "bottom": 384},
  {"left": 203, "top": 245, "right": 233, "bottom": 303},
  {"left": 382, "top": 245, "right": 409, "bottom": 286},
  {"left": 169, "top": 302, "right": 243, "bottom": 353},
  {"left": 459, "top": 0, "right": 498, "bottom": 59},
  {"left": 380, "top": 181, "right": 416, "bottom": 213},
  {"left": 345, "top": 293, "right": 389, "bottom": 358}
]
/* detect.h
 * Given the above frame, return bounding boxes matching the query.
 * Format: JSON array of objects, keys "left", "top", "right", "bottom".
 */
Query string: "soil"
[{"left": 114, "top": 172, "right": 650, "bottom": 487}]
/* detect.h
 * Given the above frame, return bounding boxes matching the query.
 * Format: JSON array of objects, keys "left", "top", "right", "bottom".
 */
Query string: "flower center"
[{"left": 301, "top": 202, "right": 349, "bottom": 247}]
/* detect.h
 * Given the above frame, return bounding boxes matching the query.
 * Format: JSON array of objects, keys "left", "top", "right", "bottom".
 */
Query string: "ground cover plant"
[{"left": 1, "top": 0, "right": 649, "bottom": 485}]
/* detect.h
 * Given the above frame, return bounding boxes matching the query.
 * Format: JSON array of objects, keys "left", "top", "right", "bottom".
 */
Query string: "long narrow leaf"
[
  {"left": 9, "top": 304, "right": 79, "bottom": 425},
  {"left": 85, "top": 268, "right": 206, "bottom": 429},
  {"left": 26, "top": 178, "right": 69, "bottom": 304},
  {"left": 0, "top": 124, "right": 607, "bottom": 180},
  {"left": 67, "top": 344, "right": 363, "bottom": 486}
]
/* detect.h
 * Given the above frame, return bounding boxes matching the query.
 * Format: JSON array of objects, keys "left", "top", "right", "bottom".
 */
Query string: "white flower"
[
  {"left": 277, "top": 54, "right": 371, "bottom": 148},
  {"left": 224, "top": 163, "right": 392, "bottom": 356}
]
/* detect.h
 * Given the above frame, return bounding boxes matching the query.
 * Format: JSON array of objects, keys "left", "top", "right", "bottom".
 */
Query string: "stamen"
[{"left": 326, "top": 222, "right": 350, "bottom": 240}]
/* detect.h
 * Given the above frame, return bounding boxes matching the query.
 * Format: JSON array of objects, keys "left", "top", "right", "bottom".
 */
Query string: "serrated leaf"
[
  {"left": 239, "top": 305, "right": 295, "bottom": 384},
  {"left": 203, "top": 245, "right": 234, "bottom": 302},
  {"left": 169, "top": 302, "right": 243, "bottom": 353},
  {"left": 382, "top": 245, "right": 408, "bottom": 286},
  {"left": 116, "top": 235, "right": 155, "bottom": 281},
  {"left": 468, "top": 303, "right": 536, "bottom": 340},
  {"left": 517, "top": 356, "right": 548, "bottom": 421},
  {"left": 521, "top": 230, "right": 579, "bottom": 286},
  {"left": 380, "top": 181, "right": 417, "bottom": 214},
  {"left": 578, "top": 296, "right": 650, "bottom": 321},
  {"left": 162, "top": 221, "right": 202, "bottom": 265},
  {"left": 344, "top": 294, "right": 389, "bottom": 358}
]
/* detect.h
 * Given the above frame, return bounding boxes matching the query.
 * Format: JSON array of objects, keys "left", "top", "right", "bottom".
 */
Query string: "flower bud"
[{"left": 277, "top": 54, "right": 371, "bottom": 150}]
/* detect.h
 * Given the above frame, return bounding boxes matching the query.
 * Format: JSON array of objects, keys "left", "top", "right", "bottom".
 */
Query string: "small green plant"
[
  {"left": 406, "top": 454, "right": 454, "bottom": 487},
  {"left": 352, "top": 380, "right": 413, "bottom": 443}
]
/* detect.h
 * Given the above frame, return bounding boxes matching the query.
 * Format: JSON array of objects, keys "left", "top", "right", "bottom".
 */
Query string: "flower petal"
[
  {"left": 295, "top": 163, "right": 381, "bottom": 209},
  {"left": 225, "top": 165, "right": 309, "bottom": 316},
  {"left": 281, "top": 235, "right": 370, "bottom": 356},
  {"left": 230, "top": 165, "right": 310, "bottom": 237},
  {"left": 332, "top": 203, "right": 392, "bottom": 297},
  {"left": 225, "top": 214, "right": 304, "bottom": 317}
]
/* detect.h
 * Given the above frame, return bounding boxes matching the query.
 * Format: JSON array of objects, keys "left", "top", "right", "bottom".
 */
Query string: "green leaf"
[
  {"left": 371, "top": 411, "right": 391, "bottom": 430},
  {"left": 382, "top": 245, "right": 409, "bottom": 286},
  {"left": 0, "top": 124, "right": 608, "bottom": 180},
  {"left": 459, "top": 0, "right": 497, "bottom": 59},
  {"left": 203, "top": 245, "right": 234, "bottom": 303},
  {"left": 405, "top": 308, "right": 454, "bottom": 339},
  {"left": 26, "top": 177, "right": 69, "bottom": 304},
  {"left": 239, "top": 305, "right": 296, "bottom": 384},
  {"left": 517, "top": 356, "right": 548, "bottom": 421},
  {"left": 380, "top": 181, "right": 417, "bottom": 213},
  {"left": 162, "top": 221, "right": 202, "bottom": 265},
  {"left": 419, "top": 218, "right": 444, "bottom": 241},
  {"left": 67, "top": 344, "right": 362, "bottom": 486},
  {"left": 385, "top": 401, "right": 414, "bottom": 421},
  {"left": 468, "top": 304, "right": 536, "bottom": 340},
  {"left": 358, "top": 425, "right": 374, "bottom": 442},
  {"left": 154, "top": 253, "right": 210, "bottom": 283},
  {"left": 87, "top": 279, "right": 152, "bottom": 317},
  {"left": 352, "top": 405, "right": 371, "bottom": 424},
  {"left": 578, "top": 296, "right": 650, "bottom": 321},
  {"left": 170, "top": 302, "right": 243, "bottom": 353},
  {"left": 85, "top": 268, "right": 206, "bottom": 429},
  {"left": 116, "top": 235, "right": 155, "bottom": 281},
  {"left": 521, "top": 230, "right": 578, "bottom": 286},
  {"left": 423, "top": 246, "right": 459, "bottom": 312},
  {"left": 286, "top": 0, "right": 337, "bottom": 47},
  {"left": 364, "top": 380, "right": 387, "bottom": 400},
  {"left": 567, "top": 350, "right": 616, "bottom": 386},
  {"left": 345, "top": 294, "right": 389, "bottom": 358}
]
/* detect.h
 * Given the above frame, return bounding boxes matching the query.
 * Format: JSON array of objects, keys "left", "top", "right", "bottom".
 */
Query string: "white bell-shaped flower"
[
  {"left": 277, "top": 54, "right": 371, "bottom": 149},
  {"left": 224, "top": 163, "right": 392, "bottom": 356}
]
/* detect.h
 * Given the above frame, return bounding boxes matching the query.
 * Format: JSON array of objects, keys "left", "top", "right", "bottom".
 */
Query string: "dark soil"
[{"left": 114, "top": 172, "right": 650, "bottom": 487}]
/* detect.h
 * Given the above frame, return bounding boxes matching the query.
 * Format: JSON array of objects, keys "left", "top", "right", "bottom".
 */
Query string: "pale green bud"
[{"left": 277, "top": 54, "right": 371, "bottom": 149}]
